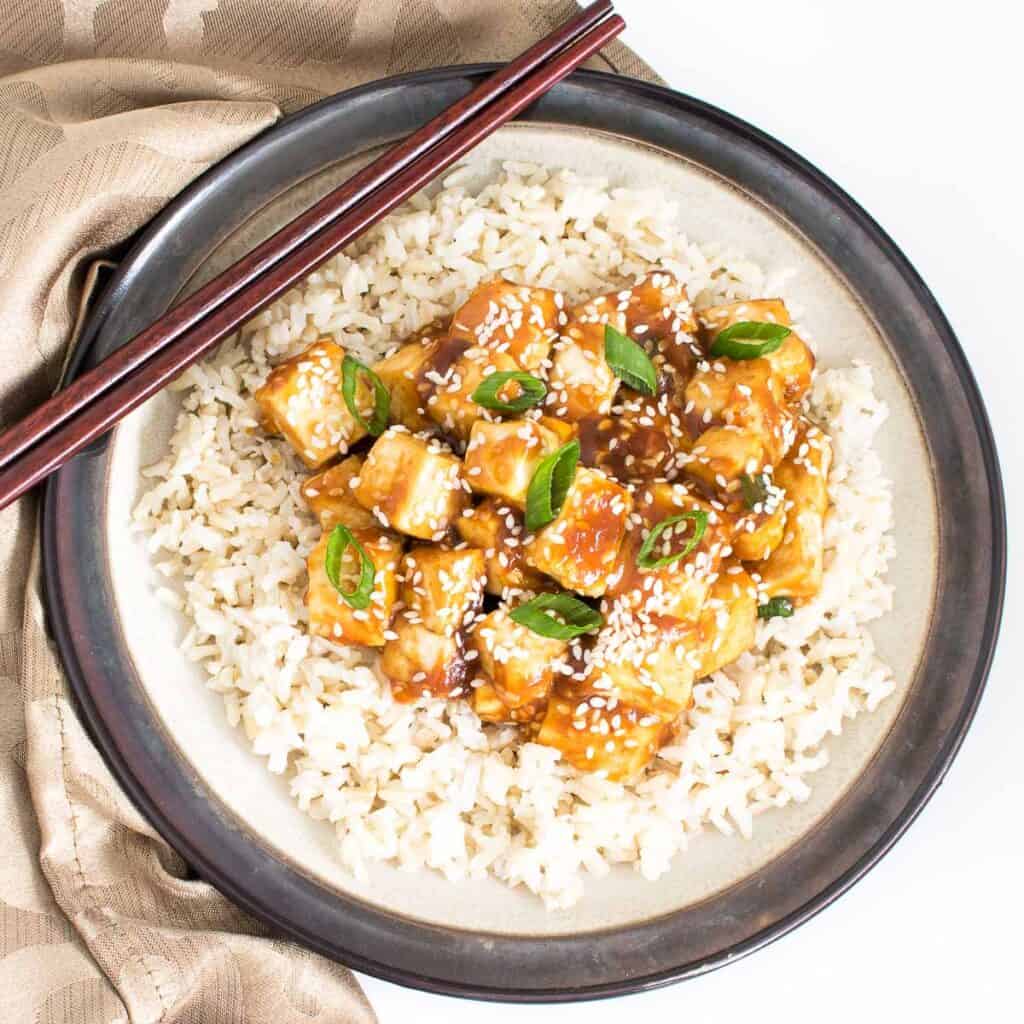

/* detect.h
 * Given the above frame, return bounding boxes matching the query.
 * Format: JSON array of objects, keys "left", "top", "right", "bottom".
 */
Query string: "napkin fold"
[{"left": 0, "top": 3, "right": 658, "bottom": 1020}]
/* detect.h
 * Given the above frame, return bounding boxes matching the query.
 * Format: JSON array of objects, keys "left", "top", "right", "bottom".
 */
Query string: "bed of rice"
[{"left": 133, "top": 163, "right": 896, "bottom": 909}]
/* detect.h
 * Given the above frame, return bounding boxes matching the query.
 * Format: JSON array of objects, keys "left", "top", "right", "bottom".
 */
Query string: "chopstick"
[{"left": 0, "top": 4, "right": 623, "bottom": 511}]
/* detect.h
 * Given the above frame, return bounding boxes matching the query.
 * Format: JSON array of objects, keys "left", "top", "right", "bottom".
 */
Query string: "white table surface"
[{"left": 360, "top": 2, "right": 1022, "bottom": 1018}]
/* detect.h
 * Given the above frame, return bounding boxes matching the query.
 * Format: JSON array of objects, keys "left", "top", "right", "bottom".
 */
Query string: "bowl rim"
[{"left": 42, "top": 64, "right": 1006, "bottom": 1002}]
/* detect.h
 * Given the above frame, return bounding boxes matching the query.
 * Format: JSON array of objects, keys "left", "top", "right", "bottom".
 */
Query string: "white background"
[{"left": 361, "top": 2, "right": 1022, "bottom": 1019}]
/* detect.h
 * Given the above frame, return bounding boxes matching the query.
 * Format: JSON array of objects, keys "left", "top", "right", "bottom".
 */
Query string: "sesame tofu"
[
  {"left": 756, "top": 426, "right": 832, "bottom": 601},
  {"left": 424, "top": 344, "right": 521, "bottom": 444},
  {"left": 305, "top": 528, "right": 401, "bottom": 647},
  {"left": 450, "top": 280, "right": 561, "bottom": 372},
  {"left": 463, "top": 418, "right": 564, "bottom": 508},
  {"left": 469, "top": 607, "right": 568, "bottom": 710},
  {"left": 353, "top": 428, "right": 467, "bottom": 540},
  {"left": 471, "top": 680, "right": 546, "bottom": 726},
  {"left": 456, "top": 499, "right": 547, "bottom": 596},
  {"left": 731, "top": 498, "right": 787, "bottom": 562},
  {"left": 535, "top": 687, "right": 665, "bottom": 780},
  {"left": 380, "top": 617, "right": 469, "bottom": 703},
  {"left": 698, "top": 299, "right": 815, "bottom": 404},
  {"left": 685, "top": 424, "right": 767, "bottom": 492},
  {"left": 300, "top": 456, "right": 378, "bottom": 531},
  {"left": 697, "top": 563, "right": 758, "bottom": 677},
  {"left": 371, "top": 321, "right": 448, "bottom": 433},
  {"left": 399, "top": 546, "right": 486, "bottom": 636},
  {"left": 256, "top": 339, "right": 368, "bottom": 469},
  {"left": 525, "top": 467, "right": 632, "bottom": 597}
]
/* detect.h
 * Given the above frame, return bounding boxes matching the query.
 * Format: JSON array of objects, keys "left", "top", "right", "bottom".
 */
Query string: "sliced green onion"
[
  {"left": 604, "top": 324, "right": 657, "bottom": 396},
  {"left": 636, "top": 510, "right": 709, "bottom": 570},
  {"left": 510, "top": 592, "right": 603, "bottom": 640},
  {"left": 341, "top": 355, "right": 390, "bottom": 436},
  {"left": 471, "top": 370, "right": 547, "bottom": 413},
  {"left": 525, "top": 439, "right": 580, "bottom": 533},
  {"left": 740, "top": 472, "right": 770, "bottom": 509},
  {"left": 709, "top": 321, "right": 791, "bottom": 360},
  {"left": 758, "top": 596, "right": 794, "bottom": 620},
  {"left": 324, "top": 524, "right": 375, "bottom": 610}
]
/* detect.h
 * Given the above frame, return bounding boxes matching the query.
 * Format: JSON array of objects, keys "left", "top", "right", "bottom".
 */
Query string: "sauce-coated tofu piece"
[
  {"left": 697, "top": 563, "right": 758, "bottom": 677},
  {"left": 685, "top": 424, "right": 767, "bottom": 492},
  {"left": 300, "top": 456, "right": 378, "bottom": 531},
  {"left": 731, "top": 498, "right": 787, "bottom": 562},
  {"left": 525, "top": 467, "right": 632, "bottom": 597},
  {"left": 353, "top": 428, "right": 468, "bottom": 540},
  {"left": 756, "top": 426, "right": 832, "bottom": 601},
  {"left": 399, "top": 546, "right": 486, "bottom": 636},
  {"left": 469, "top": 607, "right": 569, "bottom": 710},
  {"left": 256, "top": 339, "right": 368, "bottom": 468},
  {"left": 698, "top": 299, "right": 815, "bottom": 404},
  {"left": 536, "top": 689, "right": 665, "bottom": 780},
  {"left": 608, "top": 482, "right": 733, "bottom": 625},
  {"left": 471, "top": 681, "right": 546, "bottom": 726},
  {"left": 456, "top": 500, "right": 547, "bottom": 596},
  {"left": 306, "top": 528, "right": 401, "bottom": 647},
  {"left": 372, "top": 321, "right": 447, "bottom": 433},
  {"left": 425, "top": 345, "right": 521, "bottom": 444},
  {"left": 450, "top": 280, "right": 561, "bottom": 372},
  {"left": 464, "top": 418, "right": 564, "bottom": 508},
  {"left": 621, "top": 271, "right": 701, "bottom": 382},
  {"left": 380, "top": 617, "right": 469, "bottom": 703}
]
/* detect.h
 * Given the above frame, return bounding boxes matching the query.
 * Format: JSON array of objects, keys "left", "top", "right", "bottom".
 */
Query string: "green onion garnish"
[
  {"left": 471, "top": 370, "right": 547, "bottom": 413},
  {"left": 636, "top": 510, "right": 709, "bottom": 570},
  {"left": 509, "top": 593, "right": 603, "bottom": 640},
  {"left": 341, "top": 355, "right": 390, "bottom": 436},
  {"left": 740, "top": 472, "right": 771, "bottom": 509},
  {"left": 709, "top": 321, "right": 791, "bottom": 360},
  {"left": 604, "top": 324, "right": 657, "bottom": 396},
  {"left": 324, "top": 524, "right": 375, "bottom": 610},
  {"left": 758, "top": 596, "right": 794, "bottom": 620},
  {"left": 525, "top": 439, "right": 580, "bottom": 533}
]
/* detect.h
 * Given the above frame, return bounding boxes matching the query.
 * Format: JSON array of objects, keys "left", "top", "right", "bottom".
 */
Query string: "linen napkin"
[{"left": 0, "top": 2, "right": 658, "bottom": 1020}]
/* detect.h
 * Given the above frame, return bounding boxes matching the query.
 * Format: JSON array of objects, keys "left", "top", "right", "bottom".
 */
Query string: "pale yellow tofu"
[
  {"left": 535, "top": 687, "right": 665, "bottom": 780},
  {"left": 399, "top": 546, "right": 486, "bottom": 636},
  {"left": 470, "top": 681, "right": 546, "bottom": 726},
  {"left": 546, "top": 296, "right": 625, "bottom": 421},
  {"left": 455, "top": 500, "right": 547, "bottom": 596},
  {"left": 698, "top": 298, "right": 815, "bottom": 404},
  {"left": 380, "top": 617, "right": 468, "bottom": 703},
  {"left": 353, "top": 428, "right": 468, "bottom": 540},
  {"left": 731, "top": 500, "right": 787, "bottom": 562},
  {"left": 463, "top": 418, "right": 564, "bottom": 508},
  {"left": 450, "top": 280, "right": 561, "bottom": 372},
  {"left": 371, "top": 321, "right": 447, "bottom": 433},
  {"left": 305, "top": 528, "right": 401, "bottom": 648},
  {"left": 525, "top": 467, "right": 632, "bottom": 597},
  {"left": 469, "top": 607, "right": 568, "bottom": 710},
  {"left": 697, "top": 563, "right": 758, "bottom": 676},
  {"left": 685, "top": 425, "right": 766, "bottom": 491},
  {"left": 757, "top": 426, "right": 832, "bottom": 601},
  {"left": 300, "top": 456, "right": 378, "bottom": 531},
  {"left": 608, "top": 482, "right": 733, "bottom": 625},
  {"left": 256, "top": 339, "right": 368, "bottom": 469},
  {"left": 425, "top": 345, "right": 521, "bottom": 443}
]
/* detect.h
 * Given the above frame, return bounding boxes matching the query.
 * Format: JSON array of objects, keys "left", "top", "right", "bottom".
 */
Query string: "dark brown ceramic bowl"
[{"left": 42, "top": 67, "right": 1005, "bottom": 1001}]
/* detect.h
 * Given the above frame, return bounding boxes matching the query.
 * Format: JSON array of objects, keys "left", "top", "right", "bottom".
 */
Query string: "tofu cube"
[
  {"left": 697, "top": 564, "right": 758, "bottom": 676},
  {"left": 372, "top": 321, "right": 447, "bottom": 433},
  {"left": 424, "top": 344, "right": 521, "bottom": 443},
  {"left": 256, "top": 339, "right": 368, "bottom": 469},
  {"left": 536, "top": 689, "right": 665, "bottom": 780},
  {"left": 353, "top": 428, "right": 468, "bottom": 540},
  {"left": 731, "top": 500, "right": 787, "bottom": 562},
  {"left": 469, "top": 607, "right": 568, "bottom": 710},
  {"left": 399, "top": 546, "right": 486, "bottom": 635},
  {"left": 450, "top": 280, "right": 561, "bottom": 371},
  {"left": 300, "top": 456, "right": 378, "bottom": 531},
  {"left": 622, "top": 272, "right": 697, "bottom": 343},
  {"left": 685, "top": 425, "right": 766, "bottom": 491},
  {"left": 525, "top": 467, "right": 632, "bottom": 596},
  {"left": 471, "top": 681, "right": 546, "bottom": 726},
  {"left": 456, "top": 500, "right": 547, "bottom": 596},
  {"left": 380, "top": 617, "right": 468, "bottom": 703},
  {"left": 305, "top": 528, "right": 401, "bottom": 647},
  {"left": 463, "top": 418, "right": 564, "bottom": 508}
]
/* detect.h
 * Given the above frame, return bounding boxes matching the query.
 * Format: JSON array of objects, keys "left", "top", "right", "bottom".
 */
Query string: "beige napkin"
[{"left": 0, "top": 3, "right": 658, "bottom": 1020}]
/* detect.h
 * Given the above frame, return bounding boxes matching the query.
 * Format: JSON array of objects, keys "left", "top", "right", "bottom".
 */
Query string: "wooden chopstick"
[{"left": 0, "top": 0, "right": 615, "bottom": 478}]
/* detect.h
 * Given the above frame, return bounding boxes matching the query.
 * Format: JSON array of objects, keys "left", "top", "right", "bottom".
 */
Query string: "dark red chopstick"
[
  {"left": 0, "top": 0, "right": 615, "bottom": 478},
  {"left": 0, "top": 12, "right": 625, "bottom": 510}
]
